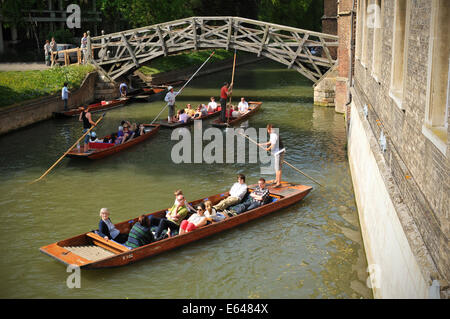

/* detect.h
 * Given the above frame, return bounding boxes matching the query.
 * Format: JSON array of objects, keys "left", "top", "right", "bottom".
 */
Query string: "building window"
[
  {"left": 423, "top": 0, "right": 449, "bottom": 155},
  {"left": 390, "top": 0, "right": 409, "bottom": 109},
  {"left": 371, "top": 0, "right": 383, "bottom": 81}
]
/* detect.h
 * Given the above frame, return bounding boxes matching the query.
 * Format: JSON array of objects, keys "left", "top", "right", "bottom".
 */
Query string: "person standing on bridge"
[
  {"left": 164, "top": 86, "right": 179, "bottom": 123},
  {"left": 219, "top": 82, "right": 232, "bottom": 123}
]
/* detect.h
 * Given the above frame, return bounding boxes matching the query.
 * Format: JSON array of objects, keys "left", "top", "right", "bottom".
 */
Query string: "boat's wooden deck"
[{"left": 64, "top": 245, "right": 115, "bottom": 261}]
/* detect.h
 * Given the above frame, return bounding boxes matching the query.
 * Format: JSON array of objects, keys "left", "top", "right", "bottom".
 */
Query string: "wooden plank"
[
  {"left": 86, "top": 232, "right": 129, "bottom": 254},
  {"left": 120, "top": 33, "right": 140, "bottom": 68},
  {"left": 156, "top": 25, "right": 168, "bottom": 56}
]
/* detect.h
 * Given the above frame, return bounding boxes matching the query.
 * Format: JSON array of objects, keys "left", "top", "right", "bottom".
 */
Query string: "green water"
[{"left": 0, "top": 61, "right": 372, "bottom": 299}]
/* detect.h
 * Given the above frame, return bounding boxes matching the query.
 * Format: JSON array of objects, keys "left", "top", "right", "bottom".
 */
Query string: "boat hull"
[
  {"left": 211, "top": 101, "right": 262, "bottom": 128},
  {"left": 52, "top": 98, "right": 129, "bottom": 118},
  {"left": 66, "top": 124, "right": 160, "bottom": 160}
]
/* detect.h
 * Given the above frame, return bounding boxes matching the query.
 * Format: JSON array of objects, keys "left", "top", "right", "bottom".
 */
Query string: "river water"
[{"left": 0, "top": 60, "right": 372, "bottom": 298}]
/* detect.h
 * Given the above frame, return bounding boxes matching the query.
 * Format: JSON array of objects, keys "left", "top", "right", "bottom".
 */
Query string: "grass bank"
[
  {"left": 0, "top": 64, "right": 95, "bottom": 108},
  {"left": 139, "top": 49, "right": 234, "bottom": 76}
]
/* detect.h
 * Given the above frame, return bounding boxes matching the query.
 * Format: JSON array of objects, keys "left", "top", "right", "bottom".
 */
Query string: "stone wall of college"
[
  {"left": 0, "top": 72, "right": 98, "bottom": 136},
  {"left": 348, "top": 0, "right": 449, "bottom": 298}
]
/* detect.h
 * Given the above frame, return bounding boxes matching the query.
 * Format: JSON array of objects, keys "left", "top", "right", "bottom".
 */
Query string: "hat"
[{"left": 168, "top": 86, "right": 173, "bottom": 90}]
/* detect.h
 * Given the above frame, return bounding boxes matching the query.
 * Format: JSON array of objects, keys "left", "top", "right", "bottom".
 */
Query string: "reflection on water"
[{"left": 0, "top": 60, "right": 372, "bottom": 298}]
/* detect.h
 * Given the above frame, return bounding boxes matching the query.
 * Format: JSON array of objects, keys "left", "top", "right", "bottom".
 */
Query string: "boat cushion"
[{"left": 89, "top": 142, "right": 114, "bottom": 149}]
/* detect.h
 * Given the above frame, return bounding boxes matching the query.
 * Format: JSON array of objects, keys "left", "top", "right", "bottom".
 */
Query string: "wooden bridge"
[{"left": 86, "top": 16, "right": 338, "bottom": 83}]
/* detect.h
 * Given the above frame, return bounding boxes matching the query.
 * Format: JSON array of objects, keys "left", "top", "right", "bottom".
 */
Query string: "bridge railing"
[{"left": 87, "top": 16, "right": 338, "bottom": 83}]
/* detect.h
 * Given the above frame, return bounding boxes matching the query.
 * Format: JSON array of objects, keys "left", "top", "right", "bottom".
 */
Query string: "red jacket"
[{"left": 220, "top": 85, "right": 229, "bottom": 99}]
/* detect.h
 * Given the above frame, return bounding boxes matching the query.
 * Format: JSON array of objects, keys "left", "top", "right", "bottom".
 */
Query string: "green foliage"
[
  {"left": 257, "top": 0, "right": 323, "bottom": 31},
  {"left": 46, "top": 29, "right": 75, "bottom": 44},
  {"left": 0, "top": 64, "right": 95, "bottom": 108},
  {"left": 139, "top": 49, "right": 234, "bottom": 75}
]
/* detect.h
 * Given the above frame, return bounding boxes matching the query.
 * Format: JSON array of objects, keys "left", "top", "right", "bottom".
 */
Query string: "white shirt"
[
  {"left": 229, "top": 182, "right": 248, "bottom": 200},
  {"left": 179, "top": 113, "right": 189, "bottom": 122},
  {"left": 188, "top": 213, "right": 206, "bottom": 225},
  {"left": 208, "top": 101, "right": 217, "bottom": 111},
  {"left": 238, "top": 101, "right": 249, "bottom": 113},
  {"left": 62, "top": 86, "right": 69, "bottom": 100},
  {"left": 269, "top": 132, "right": 279, "bottom": 154},
  {"left": 164, "top": 91, "right": 178, "bottom": 105}
]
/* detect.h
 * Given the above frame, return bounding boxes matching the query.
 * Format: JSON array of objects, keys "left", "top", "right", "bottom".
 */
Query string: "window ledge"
[
  {"left": 389, "top": 89, "right": 404, "bottom": 110},
  {"left": 422, "top": 125, "right": 447, "bottom": 156}
]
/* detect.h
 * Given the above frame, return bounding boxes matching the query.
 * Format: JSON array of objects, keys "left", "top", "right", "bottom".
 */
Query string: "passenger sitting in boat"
[
  {"left": 179, "top": 203, "right": 208, "bottom": 235},
  {"left": 89, "top": 131, "right": 103, "bottom": 143},
  {"left": 121, "top": 124, "right": 134, "bottom": 143},
  {"left": 134, "top": 124, "right": 145, "bottom": 138},
  {"left": 106, "top": 132, "right": 117, "bottom": 143},
  {"left": 184, "top": 104, "right": 196, "bottom": 117},
  {"left": 178, "top": 109, "right": 189, "bottom": 123},
  {"left": 124, "top": 214, "right": 155, "bottom": 249},
  {"left": 148, "top": 193, "right": 189, "bottom": 240},
  {"left": 174, "top": 189, "right": 195, "bottom": 212},
  {"left": 98, "top": 208, "right": 128, "bottom": 244},
  {"left": 204, "top": 200, "right": 227, "bottom": 222},
  {"left": 207, "top": 97, "right": 218, "bottom": 112},
  {"left": 231, "top": 105, "right": 240, "bottom": 118},
  {"left": 226, "top": 178, "right": 270, "bottom": 216},
  {"left": 115, "top": 130, "right": 124, "bottom": 145},
  {"left": 238, "top": 97, "right": 249, "bottom": 115},
  {"left": 213, "top": 174, "right": 247, "bottom": 212},
  {"left": 193, "top": 105, "right": 203, "bottom": 118}
]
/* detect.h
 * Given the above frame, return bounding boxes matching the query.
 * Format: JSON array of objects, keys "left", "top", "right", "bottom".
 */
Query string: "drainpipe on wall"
[{"left": 345, "top": 0, "right": 356, "bottom": 132}]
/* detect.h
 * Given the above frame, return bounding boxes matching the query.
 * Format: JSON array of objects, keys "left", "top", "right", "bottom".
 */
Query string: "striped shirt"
[
  {"left": 251, "top": 186, "right": 270, "bottom": 203},
  {"left": 125, "top": 222, "right": 154, "bottom": 249}
]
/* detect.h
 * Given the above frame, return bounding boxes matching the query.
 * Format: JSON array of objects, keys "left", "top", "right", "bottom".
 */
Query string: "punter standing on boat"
[
  {"left": 219, "top": 82, "right": 232, "bottom": 123},
  {"left": 164, "top": 86, "right": 179, "bottom": 123},
  {"left": 259, "top": 124, "right": 285, "bottom": 188},
  {"left": 79, "top": 105, "right": 96, "bottom": 152}
]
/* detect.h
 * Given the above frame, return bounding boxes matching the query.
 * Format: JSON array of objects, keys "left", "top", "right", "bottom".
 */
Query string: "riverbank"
[
  {"left": 0, "top": 71, "right": 98, "bottom": 136},
  {"left": 0, "top": 64, "right": 95, "bottom": 108}
]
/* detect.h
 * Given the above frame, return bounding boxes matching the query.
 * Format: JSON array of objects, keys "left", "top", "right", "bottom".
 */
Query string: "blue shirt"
[
  {"left": 62, "top": 86, "right": 69, "bottom": 100},
  {"left": 119, "top": 83, "right": 128, "bottom": 95}
]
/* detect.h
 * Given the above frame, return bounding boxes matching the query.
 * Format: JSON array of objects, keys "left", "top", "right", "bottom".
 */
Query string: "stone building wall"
[{"left": 349, "top": 0, "right": 449, "bottom": 297}]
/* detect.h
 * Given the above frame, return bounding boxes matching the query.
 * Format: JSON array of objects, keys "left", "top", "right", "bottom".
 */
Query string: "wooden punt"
[
  {"left": 130, "top": 87, "right": 167, "bottom": 102},
  {"left": 53, "top": 98, "right": 129, "bottom": 119},
  {"left": 157, "top": 109, "right": 220, "bottom": 129},
  {"left": 66, "top": 124, "right": 160, "bottom": 160},
  {"left": 211, "top": 101, "right": 262, "bottom": 128},
  {"left": 39, "top": 181, "right": 312, "bottom": 269}
]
